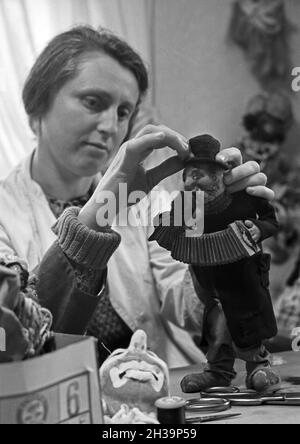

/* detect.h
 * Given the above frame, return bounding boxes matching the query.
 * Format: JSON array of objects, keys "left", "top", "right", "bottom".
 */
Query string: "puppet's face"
[
  {"left": 183, "top": 164, "right": 224, "bottom": 201},
  {"left": 100, "top": 330, "right": 169, "bottom": 416}
]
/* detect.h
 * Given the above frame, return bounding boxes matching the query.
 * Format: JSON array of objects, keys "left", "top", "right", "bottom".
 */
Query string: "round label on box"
[{"left": 17, "top": 395, "right": 48, "bottom": 424}]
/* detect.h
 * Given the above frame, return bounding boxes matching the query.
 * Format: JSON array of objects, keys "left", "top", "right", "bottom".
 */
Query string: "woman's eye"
[
  {"left": 118, "top": 107, "right": 131, "bottom": 120},
  {"left": 82, "top": 96, "right": 103, "bottom": 111}
]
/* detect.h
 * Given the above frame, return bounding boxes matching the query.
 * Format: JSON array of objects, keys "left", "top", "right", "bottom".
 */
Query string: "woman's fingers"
[
  {"left": 125, "top": 132, "right": 167, "bottom": 161},
  {"left": 97, "top": 126, "right": 189, "bottom": 206},
  {"left": 216, "top": 147, "right": 243, "bottom": 168},
  {"left": 136, "top": 124, "right": 188, "bottom": 147},
  {"left": 224, "top": 161, "right": 262, "bottom": 188},
  {"left": 216, "top": 151, "right": 274, "bottom": 202},
  {"left": 104, "top": 132, "right": 168, "bottom": 177},
  {"left": 133, "top": 125, "right": 189, "bottom": 160},
  {"left": 220, "top": 153, "right": 272, "bottom": 200},
  {"left": 247, "top": 185, "right": 275, "bottom": 201}
]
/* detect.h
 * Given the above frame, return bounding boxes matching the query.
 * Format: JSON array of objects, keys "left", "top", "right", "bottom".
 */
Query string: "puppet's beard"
[{"left": 202, "top": 182, "right": 224, "bottom": 201}]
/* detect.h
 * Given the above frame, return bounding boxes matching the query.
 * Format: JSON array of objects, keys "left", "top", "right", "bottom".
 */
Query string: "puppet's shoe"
[
  {"left": 246, "top": 366, "right": 281, "bottom": 393},
  {"left": 181, "top": 370, "right": 232, "bottom": 393}
]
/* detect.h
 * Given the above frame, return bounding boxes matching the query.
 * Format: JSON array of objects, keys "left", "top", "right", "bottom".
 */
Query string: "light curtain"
[{"left": 0, "top": 0, "right": 155, "bottom": 178}]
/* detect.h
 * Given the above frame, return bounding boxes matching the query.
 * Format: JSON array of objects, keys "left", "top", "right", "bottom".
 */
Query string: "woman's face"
[{"left": 38, "top": 51, "right": 140, "bottom": 177}]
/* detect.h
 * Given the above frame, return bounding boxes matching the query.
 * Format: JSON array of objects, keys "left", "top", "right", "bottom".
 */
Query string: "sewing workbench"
[{"left": 170, "top": 351, "right": 300, "bottom": 424}]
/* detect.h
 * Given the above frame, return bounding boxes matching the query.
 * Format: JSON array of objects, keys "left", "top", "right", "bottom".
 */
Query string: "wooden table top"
[{"left": 170, "top": 351, "right": 300, "bottom": 424}]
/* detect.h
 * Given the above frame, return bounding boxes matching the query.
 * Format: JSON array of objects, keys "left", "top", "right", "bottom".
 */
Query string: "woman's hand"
[
  {"left": 99, "top": 125, "right": 189, "bottom": 195},
  {"left": 80, "top": 125, "right": 189, "bottom": 229},
  {"left": 216, "top": 148, "right": 274, "bottom": 201},
  {"left": 79, "top": 129, "right": 274, "bottom": 230},
  {"left": 105, "top": 138, "right": 274, "bottom": 201}
]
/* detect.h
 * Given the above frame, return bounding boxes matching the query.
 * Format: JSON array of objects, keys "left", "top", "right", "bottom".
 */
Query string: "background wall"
[
  {"left": 151, "top": 0, "right": 300, "bottom": 299},
  {"left": 1, "top": 0, "right": 299, "bottom": 178},
  {"left": 153, "top": 0, "right": 300, "bottom": 153}
]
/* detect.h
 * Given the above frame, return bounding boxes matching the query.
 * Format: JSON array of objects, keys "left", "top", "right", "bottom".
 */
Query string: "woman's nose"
[{"left": 96, "top": 107, "right": 118, "bottom": 136}]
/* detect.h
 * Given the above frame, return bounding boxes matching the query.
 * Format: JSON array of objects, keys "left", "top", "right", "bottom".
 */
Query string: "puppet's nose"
[{"left": 129, "top": 330, "right": 147, "bottom": 353}]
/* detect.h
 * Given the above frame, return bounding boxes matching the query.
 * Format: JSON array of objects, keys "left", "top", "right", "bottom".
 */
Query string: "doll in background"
[
  {"left": 0, "top": 259, "right": 52, "bottom": 362},
  {"left": 238, "top": 92, "right": 297, "bottom": 264},
  {"left": 150, "top": 135, "right": 280, "bottom": 393},
  {"left": 239, "top": 92, "right": 293, "bottom": 184}
]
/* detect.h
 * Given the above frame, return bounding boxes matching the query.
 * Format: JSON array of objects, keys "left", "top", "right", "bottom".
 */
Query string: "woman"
[{"left": 0, "top": 26, "right": 273, "bottom": 366}]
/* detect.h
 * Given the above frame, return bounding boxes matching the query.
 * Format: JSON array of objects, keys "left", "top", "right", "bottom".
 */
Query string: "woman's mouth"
[{"left": 85, "top": 142, "right": 109, "bottom": 152}]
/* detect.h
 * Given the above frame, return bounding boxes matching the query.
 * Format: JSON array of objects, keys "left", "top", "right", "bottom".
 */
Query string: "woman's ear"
[
  {"left": 123, "top": 107, "right": 139, "bottom": 142},
  {"left": 29, "top": 116, "right": 41, "bottom": 136}
]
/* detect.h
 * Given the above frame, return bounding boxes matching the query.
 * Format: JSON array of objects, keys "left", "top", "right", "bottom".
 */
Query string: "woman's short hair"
[{"left": 22, "top": 25, "right": 149, "bottom": 119}]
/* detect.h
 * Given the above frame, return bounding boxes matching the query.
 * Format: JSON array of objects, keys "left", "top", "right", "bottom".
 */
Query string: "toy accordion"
[{"left": 149, "top": 220, "right": 261, "bottom": 266}]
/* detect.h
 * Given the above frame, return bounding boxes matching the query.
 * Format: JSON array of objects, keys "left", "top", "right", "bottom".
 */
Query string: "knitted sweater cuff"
[{"left": 52, "top": 207, "right": 121, "bottom": 270}]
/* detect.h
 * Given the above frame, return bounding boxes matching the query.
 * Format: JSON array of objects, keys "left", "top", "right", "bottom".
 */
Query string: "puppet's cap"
[{"left": 185, "top": 134, "right": 227, "bottom": 169}]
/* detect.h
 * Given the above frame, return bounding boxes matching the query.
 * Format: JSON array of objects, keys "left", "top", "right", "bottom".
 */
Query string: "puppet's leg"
[
  {"left": 213, "top": 257, "right": 281, "bottom": 393},
  {"left": 181, "top": 300, "right": 236, "bottom": 393}
]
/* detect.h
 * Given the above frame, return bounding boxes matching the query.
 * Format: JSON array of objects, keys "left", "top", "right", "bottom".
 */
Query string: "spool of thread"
[{"left": 155, "top": 396, "right": 186, "bottom": 424}]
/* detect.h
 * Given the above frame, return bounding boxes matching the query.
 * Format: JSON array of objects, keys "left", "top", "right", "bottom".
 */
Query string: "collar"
[{"left": 22, "top": 149, "right": 102, "bottom": 200}]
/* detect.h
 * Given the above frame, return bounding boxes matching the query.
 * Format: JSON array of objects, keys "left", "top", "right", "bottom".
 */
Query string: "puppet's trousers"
[{"left": 192, "top": 253, "right": 278, "bottom": 351}]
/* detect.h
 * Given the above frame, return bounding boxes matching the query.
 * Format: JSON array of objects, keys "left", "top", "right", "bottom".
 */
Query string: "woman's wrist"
[
  {"left": 53, "top": 207, "right": 121, "bottom": 270},
  {"left": 78, "top": 198, "right": 105, "bottom": 231},
  {"left": 79, "top": 173, "right": 129, "bottom": 229}
]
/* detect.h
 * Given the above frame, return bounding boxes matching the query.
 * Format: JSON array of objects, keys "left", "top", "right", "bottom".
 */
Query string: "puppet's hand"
[{"left": 245, "top": 220, "right": 261, "bottom": 243}]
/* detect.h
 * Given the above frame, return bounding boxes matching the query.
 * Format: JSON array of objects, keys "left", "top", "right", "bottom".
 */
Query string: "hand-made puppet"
[
  {"left": 100, "top": 329, "right": 169, "bottom": 422},
  {"left": 150, "top": 134, "right": 281, "bottom": 394}
]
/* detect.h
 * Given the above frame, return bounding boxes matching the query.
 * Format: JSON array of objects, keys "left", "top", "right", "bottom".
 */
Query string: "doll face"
[
  {"left": 243, "top": 138, "right": 279, "bottom": 163},
  {"left": 100, "top": 330, "right": 169, "bottom": 415},
  {"left": 183, "top": 163, "right": 225, "bottom": 200}
]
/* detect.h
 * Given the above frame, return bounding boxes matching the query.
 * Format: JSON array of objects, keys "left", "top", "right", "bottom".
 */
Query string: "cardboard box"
[{"left": 0, "top": 334, "right": 103, "bottom": 424}]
